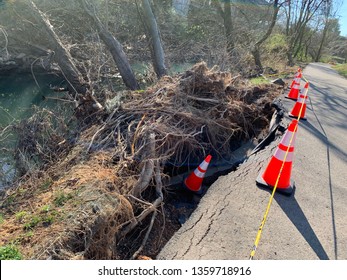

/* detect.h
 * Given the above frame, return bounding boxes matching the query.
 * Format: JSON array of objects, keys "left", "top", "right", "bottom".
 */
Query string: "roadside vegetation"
[
  {"left": 1, "top": 0, "right": 346, "bottom": 260},
  {"left": 333, "top": 63, "right": 347, "bottom": 78},
  {"left": 0, "top": 244, "right": 22, "bottom": 260}
]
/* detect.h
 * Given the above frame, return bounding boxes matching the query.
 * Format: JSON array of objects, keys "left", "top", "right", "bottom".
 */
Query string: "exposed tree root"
[{"left": 0, "top": 62, "right": 283, "bottom": 259}]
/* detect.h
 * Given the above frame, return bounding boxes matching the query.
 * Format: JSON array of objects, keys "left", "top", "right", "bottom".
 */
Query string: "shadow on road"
[
  {"left": 309, "top": 83, "right": 347, "bottom": 114},
  {"left": 306, "top": 95, "right": 338, "bottom": 260},
  {"left": 307, "top": 63, "right": 340, "bottom": 78},
  {"left": 301, "top": 117, "right": 347, "bottom": 163},
  {"left": 274, "top": 194, "right": 329, "bottom": 260}
]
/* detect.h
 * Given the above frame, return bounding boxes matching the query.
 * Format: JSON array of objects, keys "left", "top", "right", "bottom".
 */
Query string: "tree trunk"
[
  {"left": 97, "top": 30, "right": 139, "bottom": 90},
  {"left": 251, "top": 48, "right": 263, "bottom": 71},
  {"left": 80, "top": 0, "right": 139, "bottom": 90},
  {"left": 287, "top": 51, "right": 295, "bottom": 66},
  {"left": 251, "top": 0, "right": 280, "bottom": 71},
  {"left": 315, "top": 21, "right": 329, "bottom": 62},
  {"left": 285, "top": 0, "right": 325, "bottom": 65},
  {"left": 212, "top": 0, "right": 234, "bottom": 62},
  {"left": 294, "top": 29, "right": 305, "bottom": 58},
  {"left": 223, "top": 1, "right": 234, "bottom": 60},
  {"left": 28, "top": 1, "right": 102, "bottom": 110},
  {"left": 141, "top": 0, "right": 167, "bottom": 78},
  {"left": 29, "top": 1, "right": 87, "bottom": 94}
]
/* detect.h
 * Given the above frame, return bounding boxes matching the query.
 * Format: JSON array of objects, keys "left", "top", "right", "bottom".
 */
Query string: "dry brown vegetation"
[{"left": 0, "top": 62, "right": 284, "bottom": 259}]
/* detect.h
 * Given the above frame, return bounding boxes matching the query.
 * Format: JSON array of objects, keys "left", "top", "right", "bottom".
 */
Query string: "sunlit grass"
[
  {"left": 249, "top": 76, "right": 270, "bottom": 85},
  {"left": 0, "top": 244, "right": 22, "bottom": 260},
  {"left": 332, "top": 63, "right": 347, "bottom": 78}
]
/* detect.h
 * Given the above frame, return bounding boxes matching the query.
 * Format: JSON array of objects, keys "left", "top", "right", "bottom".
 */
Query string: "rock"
[
  {"left": 263, "top": 66, "right": 278, "bottom": 75},
  {"left": 5, "top": 60, "right": 16, "bottom": 65},
  {"left": 16, "top": 53, "right": 26, "bottom": 59},
  {"left": 271, "top": 78, "right": 285, "bottom": 87}
]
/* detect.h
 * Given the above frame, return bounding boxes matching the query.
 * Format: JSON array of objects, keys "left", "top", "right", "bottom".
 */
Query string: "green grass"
[
  {"left": 0, "top": 213, "right": 4, "bottom": 224},
  {"left": 250, "top": 76, "right": 270, "bottom": 85},
  {"left": 265, "top": 33, "right": 288, "bottom": 52},
  {"left": 4, "top": 194, "right": 16, "bottom": 206},
  {"left": 15, "top": 211, "right": 28, "bottom": 222},
  {"left": 15, "top": 230, "right": 34, "bottom": 243},
  {"left": 0, "top": 244, "right": 22, "bottom": 260},
  {"left": 54, "top": 192, "right": 73, "bottom": 207},
  {"left": 40, "top": 179, "right": 53, "bottom": 191},
  {"left": 40, "top": 205, "right": 51, "bottom": 213},
  {"left": 333, "top": 63, "right": 347, "bottom": 78},
  {"left": 23, "top": 215, "right": 41, "bottom": 231}
]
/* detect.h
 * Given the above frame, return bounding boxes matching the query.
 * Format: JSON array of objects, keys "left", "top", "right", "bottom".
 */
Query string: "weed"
[
  {"left": 40, "top": 179, "right": 53, "bottom": 191},
  {"left": 40, "top": 205, "right": 51, "bottom": 213},
  {"left": 15, "top": 231, "right": 34, "bottom": 243},
  {"left": 42, "top": 209, "right": 60, "bottom": 226},
  {"left": 54, "top": 192, "right": 73, "bottom": 207},
  {"left": 18, "top": 187, "right": 27, "bottom": 195},
  {"left": 42, "top": 215, "right": 54, "bottom": 226},
  {"left": 15, "top": 211, "right": 27, "bottom": 222},
  {"left": 0, "top": 244, "right": 22, "bottom": 260},
  {"left": 23, "top": 215, "right": 41, "bottom": 231},
  {"left": 250, "top": 76, "right": 269, "bottom": 85},
  {"left": 5, "top": 194, "right": 15, "bottom": 206},
  {"left": 333, "top": 63, "right": 347, "bottom": 78}
]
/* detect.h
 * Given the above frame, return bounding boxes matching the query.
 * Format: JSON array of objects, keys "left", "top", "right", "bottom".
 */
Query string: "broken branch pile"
[{"left": 0, "top": 62, "right": 282, "bottom": 260}]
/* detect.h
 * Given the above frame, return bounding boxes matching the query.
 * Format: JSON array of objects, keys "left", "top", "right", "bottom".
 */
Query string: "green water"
[
  {"left": 0, "top": 74, "right": 66, "bottom": 126},
  {"left": 0, "top": 73, "right": 66, "bottom": 188},
  {"left": 0, "top": 63, "right": 194, "bottom": 187}
]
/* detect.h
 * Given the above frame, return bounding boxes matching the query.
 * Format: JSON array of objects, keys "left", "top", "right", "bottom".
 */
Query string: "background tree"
[
  {"left": 28, "top": 0, "right": 102, "bottom": 110},
  {"left": 1, "top": 0, "right": 346, "bottom": 83},
  {"left": 212, "top": 0, "right": 235, "bottom": 63},
  {"left": 284, "top": 0, "right": 326, "bottom": 65},
  {"left": 79, "top": 0, "right": 139, "bottom": 90},
  {"left": 138, "top": 0, "right": 167, "bottom": 78},
  {"left": 251, "top": 0, "right": 281, "bottom": 71}
]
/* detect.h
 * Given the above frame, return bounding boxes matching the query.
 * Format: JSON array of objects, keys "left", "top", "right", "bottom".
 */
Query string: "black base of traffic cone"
[
  {"left": 256, "top": 173, "right": 295, "bottom": 196},
  {"left": 289, "top": 113, "right": 307, "bottom": 121}
]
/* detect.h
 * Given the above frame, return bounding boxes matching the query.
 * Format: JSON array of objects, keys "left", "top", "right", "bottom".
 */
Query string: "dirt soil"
[{"left": 0, "top": 62, "right": 286, "bottom": 260}]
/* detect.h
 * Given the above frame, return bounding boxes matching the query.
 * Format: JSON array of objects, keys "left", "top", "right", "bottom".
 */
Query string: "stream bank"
[{"left": 0, "top": 62, "right": 285, "bottom": 259}]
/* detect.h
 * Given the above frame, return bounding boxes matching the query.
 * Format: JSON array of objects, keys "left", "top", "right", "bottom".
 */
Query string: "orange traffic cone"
[
  {"left": 256, "top": 120, "right": 298, "bottom": 196},
  {"left": 286, "top": 72, "right": 302, "bottom": 100},
  {"left": 289, "top": 82, "right": 309, "bottom": 120},
  {"left": 184, "top": 155, "right": 212, "bottom": 192},
  {"left": 289, "top": 68, "right": 301, "bottom": 89}
]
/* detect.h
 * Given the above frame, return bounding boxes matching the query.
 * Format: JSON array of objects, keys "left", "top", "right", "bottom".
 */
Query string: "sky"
[{"left": 338, "top": 0, "right": 347, "bottom": 36}]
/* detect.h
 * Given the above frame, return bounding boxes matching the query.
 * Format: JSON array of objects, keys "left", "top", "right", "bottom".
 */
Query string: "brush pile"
[{"left": 0, "top": 62, "right": 283, "bottom": 259}]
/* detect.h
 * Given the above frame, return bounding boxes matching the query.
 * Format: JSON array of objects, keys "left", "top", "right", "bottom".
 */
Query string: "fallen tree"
[{"left": 28, "top": 1, "right": 103, "bottom": 112}]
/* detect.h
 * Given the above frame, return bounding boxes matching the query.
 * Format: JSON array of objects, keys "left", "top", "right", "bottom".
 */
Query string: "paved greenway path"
[{"left": 158, "top": 63, "right": 347, "bottom": 260}]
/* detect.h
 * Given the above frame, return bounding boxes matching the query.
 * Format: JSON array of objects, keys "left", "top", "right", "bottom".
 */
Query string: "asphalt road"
[{"left": 158, "top": 63, "right": 347, "bottom": 260}]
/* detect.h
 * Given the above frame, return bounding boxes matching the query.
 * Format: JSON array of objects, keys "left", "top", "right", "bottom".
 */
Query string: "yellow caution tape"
[
  {"left": 302, "top": 75, "right": 309, "bottom": 83},
  {"left": 249, "top": 82, "right": 309, "bottom": 260}
]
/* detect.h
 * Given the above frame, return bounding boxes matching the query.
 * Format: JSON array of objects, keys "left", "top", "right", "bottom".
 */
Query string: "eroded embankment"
[{"left": 0, "top": 62, "right": 284, "bottom": 260}]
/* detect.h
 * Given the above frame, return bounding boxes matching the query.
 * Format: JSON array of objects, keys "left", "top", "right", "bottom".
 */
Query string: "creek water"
[{"left": 0, "top": 73, "right": 65, "bottom": 188}]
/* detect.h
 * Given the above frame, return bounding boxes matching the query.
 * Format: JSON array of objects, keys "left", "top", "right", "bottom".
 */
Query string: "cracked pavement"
[{"left": 158, "top": 63, "right": 347, "bottom": 260}]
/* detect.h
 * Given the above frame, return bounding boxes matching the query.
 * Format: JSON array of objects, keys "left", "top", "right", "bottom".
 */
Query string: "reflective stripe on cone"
[
  {"left": 184, "top": 155, "right": 212, "bottom": 192},
  {"left": 256, "top": 120, "right": 298, "bottom": 196}
]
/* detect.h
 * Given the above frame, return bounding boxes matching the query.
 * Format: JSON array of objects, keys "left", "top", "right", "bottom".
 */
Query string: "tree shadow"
[
  {"left": 307, "top": 64, "right": 340, "bottom": 77},
  {"left": 274, "top": 194, "right": 330, "bottom": 260},
  {"left": 306, "top": 95, "right": 338, "bottom": 260},
  {"left": 300, "top": 117, "right": 347, "bottom": 163},
  {"left": 309, "top": 83, "right": 347, "bottom": 113}
]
